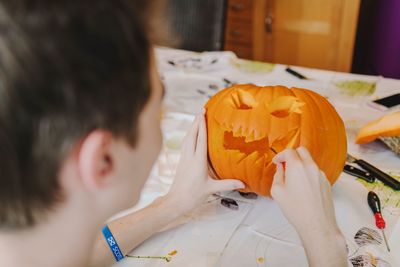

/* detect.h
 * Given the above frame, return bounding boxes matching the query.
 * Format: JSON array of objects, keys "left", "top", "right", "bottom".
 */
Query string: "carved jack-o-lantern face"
[{"left": 205, "top": 84, "right": 347, "bottom": 196}]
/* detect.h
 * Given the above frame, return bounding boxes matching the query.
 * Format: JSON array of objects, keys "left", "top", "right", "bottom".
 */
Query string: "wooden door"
[{"left": 253, "top": 0, "right": 360, "bottom": 71}]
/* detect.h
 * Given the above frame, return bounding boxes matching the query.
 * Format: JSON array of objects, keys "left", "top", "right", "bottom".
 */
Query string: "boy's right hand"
[
  {"left": 271, "top": 147, "right": 347, "bottom": 267},
  {"left": 271, "top": 147, "right": 340, "bottom": 235}
]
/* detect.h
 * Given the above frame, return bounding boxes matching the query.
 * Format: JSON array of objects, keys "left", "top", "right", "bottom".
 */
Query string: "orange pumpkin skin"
[{"left": 205, "top": 84, "right": 347, "bottom": 196}]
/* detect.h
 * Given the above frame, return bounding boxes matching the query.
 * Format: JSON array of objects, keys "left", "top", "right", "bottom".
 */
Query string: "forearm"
[
  {"left": 299, "top": 227, "right": 348, "bottom": 267},
  {"left": 88, "top": 113, "right": 243, "bottom": 267},
  {"left": 89, "top": 195, "right": 183, "bottom": 267}
]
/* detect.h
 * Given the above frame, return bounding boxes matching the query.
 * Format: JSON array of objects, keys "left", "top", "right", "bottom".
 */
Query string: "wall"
[{"left": 352, "top": 0, "right": 400, "bottom": 79}]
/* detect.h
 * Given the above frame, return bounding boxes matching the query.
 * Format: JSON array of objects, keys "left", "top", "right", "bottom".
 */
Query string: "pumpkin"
[
  {"left": 205, "top": 84, "right": 347, "bottom": 196},
  {"left": 355, "top": 112, "right": 400, "bottom": 144}
]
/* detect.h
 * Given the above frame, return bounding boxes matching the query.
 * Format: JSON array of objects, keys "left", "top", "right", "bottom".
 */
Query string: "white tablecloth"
[{"left": 114, "top": 47, "right": 400, "bottom": 267}]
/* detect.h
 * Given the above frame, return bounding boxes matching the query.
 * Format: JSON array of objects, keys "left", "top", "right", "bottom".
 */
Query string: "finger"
[
  {"left": 297, "top": 146, "right": 319, "bottom": 178},
  {"left": 182, "top": 115, "right": 200, "bottom": 153},
  {"left": 271, "top": 163, "right": 285, "bottom": 200},
  {"left": 208, "top": 163, "right": 219, "bottom": 179},
  {"left": 273, "top": 149, "right": 305, "bottom": 189},
  {"left": 319, "top": 170, "right": 332, "bottom": 195},
  {"left": 272, "top": 148, "right": 300, "bottom": 164},
  {"left": 272, "top": 163, "right": 285, "bottom": 186},
  {"left": 319, "top": 170, "right": 329, "bottom": 185},
  {"left": 296, "top": 147, "right": 315, "bottom": 165},
  {"left": 207, "top": 178, "right": 245, "bottom": 193},
  {"left": 195, "top": 114, "right": 207, "bottom": 157},
  {"left": 270, "top": 183, "right": 283, "bottom": 200},
  {"left": 319, "top": 171, "right": 337, "bottom": 223}
]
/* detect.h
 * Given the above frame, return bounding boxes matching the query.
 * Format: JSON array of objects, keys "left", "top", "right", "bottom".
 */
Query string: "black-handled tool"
[
  {"left": 356, "top": 159, "right": 400, "bottom": 190},
  {"left": 347, "top": 154, "right": 400, "bottom": 190},
  {"left": 343, "top": 164, "right": 375, "bottom": 183},
  {"left": 367, "top": 191, "right": 390, "bottom": 252},
  {"left": 285, "top": 67, "right": 308, "bottom": 80}
]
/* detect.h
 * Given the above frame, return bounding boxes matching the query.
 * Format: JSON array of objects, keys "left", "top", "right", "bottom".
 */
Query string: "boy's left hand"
[{"left": 165, "top": 113, "right": 245, "bottom": 214}]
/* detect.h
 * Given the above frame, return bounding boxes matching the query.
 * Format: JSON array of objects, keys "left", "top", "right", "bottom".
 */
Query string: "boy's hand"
[
  {"left": 271, "top": 147, "right": 339, "bottom": 234},
  {"left": 165, "top": 113, "right": 245, "bottom": 214},
  {"left": 271, "top": 147, "right": 347, "bottom": 266}
]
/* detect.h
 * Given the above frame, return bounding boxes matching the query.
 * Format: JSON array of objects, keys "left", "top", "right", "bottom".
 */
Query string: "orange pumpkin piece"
[
  {"left": 205, "top": 84, "right": 347, "bottom": 196},
  {"left": 355, "top": 112, "right": 400, "bottom": 144}
]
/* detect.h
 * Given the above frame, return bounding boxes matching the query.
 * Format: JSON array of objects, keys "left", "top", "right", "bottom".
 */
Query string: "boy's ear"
[{"left": 77, "top": 130, "right": 115, "bottom": 192}]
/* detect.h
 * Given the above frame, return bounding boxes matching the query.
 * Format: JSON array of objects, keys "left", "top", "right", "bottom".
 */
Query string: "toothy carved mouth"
[
  {"left": 223, "top": 131, "right": 269, "bottom": 155},
  {"left": 223, "top": 127, "right": 300, "bottom": 159}
]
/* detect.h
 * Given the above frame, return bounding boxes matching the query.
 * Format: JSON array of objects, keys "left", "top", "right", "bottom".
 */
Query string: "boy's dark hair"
[{"left": 0, "top": 0, "right": 158, "bottom": 229}]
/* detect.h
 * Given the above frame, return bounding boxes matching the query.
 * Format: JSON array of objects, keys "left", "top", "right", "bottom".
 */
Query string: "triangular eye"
[
  {"left": 267, "top": 96, "right": 305, "bottom": 118},
  {"left": 229, "top": 89, "right": 257, "bottom": 110}
]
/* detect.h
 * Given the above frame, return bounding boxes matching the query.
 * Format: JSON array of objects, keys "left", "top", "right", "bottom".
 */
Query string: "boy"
[{"left": 0, "top": 1, "right": 347, "bottom": 266}]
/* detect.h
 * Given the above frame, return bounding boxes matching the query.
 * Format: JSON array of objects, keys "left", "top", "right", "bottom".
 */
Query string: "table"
[{"left": 113, "top": 47, "right": 400, "bottom": 267}]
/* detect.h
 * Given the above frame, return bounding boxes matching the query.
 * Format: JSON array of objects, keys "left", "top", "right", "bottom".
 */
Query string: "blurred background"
[{"left": 164, "top": 0, "right": 400, "bottom": 79}]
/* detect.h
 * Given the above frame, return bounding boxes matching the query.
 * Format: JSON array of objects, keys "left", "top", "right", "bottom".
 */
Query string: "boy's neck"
[{"left": 0, "top": 195, "right": 101, "bottom": 267}]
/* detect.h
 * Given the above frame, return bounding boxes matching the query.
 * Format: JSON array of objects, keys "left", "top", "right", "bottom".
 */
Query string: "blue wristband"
[{"left": 102, "top": 225, "right": 125, "bottom": 262}]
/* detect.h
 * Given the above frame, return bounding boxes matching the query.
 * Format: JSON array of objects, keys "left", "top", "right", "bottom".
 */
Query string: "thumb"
[{"left": 207, "top": 178, "right": 245, "bottom": 194}]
